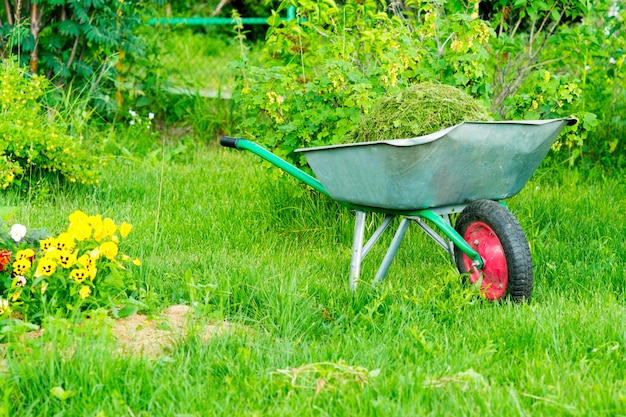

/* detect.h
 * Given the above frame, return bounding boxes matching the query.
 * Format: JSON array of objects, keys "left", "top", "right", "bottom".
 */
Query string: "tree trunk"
[
  {"left": 29, "top": 2, "right": 43, "bottom": 73},
  {"left": 3, "top": 0, "right": 12, "bottom": 25}
]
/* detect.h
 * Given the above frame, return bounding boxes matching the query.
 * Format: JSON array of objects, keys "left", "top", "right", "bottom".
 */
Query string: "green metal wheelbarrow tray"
[{"left": 221, "top": 118, "right": 575, "bottom": 301}]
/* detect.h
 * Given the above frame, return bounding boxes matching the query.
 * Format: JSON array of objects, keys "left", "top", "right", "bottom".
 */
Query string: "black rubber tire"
[{"left": 454, "top": 199, "right": 533, "bottom": 301}]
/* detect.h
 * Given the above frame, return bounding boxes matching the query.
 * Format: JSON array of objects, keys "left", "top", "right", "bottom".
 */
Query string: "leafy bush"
[
  {"left": 504, "top": 69, "right": 598, "bottom": 162},
  {"left": 555, "top": 0, "right": 626, "bottom": 166},
  {"left": 0, "top": 0, "right": 141, "bottom": 110},
  {"left": 233, "top": 0, "right": 606, "bottom": 166},
  {"left": 0, "top": 210, "right": 141, "bottom": 325},
  {"left": 0, "top": 59, "right": 100, "bottom": 189},
  {"left": 233, "top": 0, "right": 494, "bottom": 166}
]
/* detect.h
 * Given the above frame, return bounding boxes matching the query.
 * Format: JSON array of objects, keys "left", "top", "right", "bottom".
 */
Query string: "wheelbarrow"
[{"left": 221, "top": 118, "right": 575, "bottom": 301}]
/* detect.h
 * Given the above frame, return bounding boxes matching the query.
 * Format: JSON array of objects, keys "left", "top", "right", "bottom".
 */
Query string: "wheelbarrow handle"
[
  {"left": 219, "top": 136, "right": 331, "bottom": 198},
  {"left": 220, "top": 136, "right": 241, "bottom": 149}
]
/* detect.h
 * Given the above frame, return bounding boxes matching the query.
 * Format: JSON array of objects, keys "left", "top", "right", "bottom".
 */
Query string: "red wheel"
[
  {"left": 461, "top": 221, "right": 508, "bottom": 300},
  {"left": 454, "top": 200, "right": 533, "bottom": 301}
]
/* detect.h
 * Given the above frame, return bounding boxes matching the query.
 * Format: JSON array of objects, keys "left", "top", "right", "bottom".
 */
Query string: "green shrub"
[
  {"left": 503, "top": 69, "right": 598, "bottom": 164},
  {"left": 233, "top": 0, "right": 614, "bottom": 166},
  {"left": 233, "top": 0, "right": 494, "bottom": 167},
  {"left": 0, "top": 0, "right": 142, "bottom": 111},
  {"left": 0, "top": 59, "right": 100, "bottom": 190}
]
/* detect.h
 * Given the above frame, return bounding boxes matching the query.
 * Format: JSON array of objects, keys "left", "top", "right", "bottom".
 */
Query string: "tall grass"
[{"left": 1, "top": 134, "right": 626, "bottom": 415}]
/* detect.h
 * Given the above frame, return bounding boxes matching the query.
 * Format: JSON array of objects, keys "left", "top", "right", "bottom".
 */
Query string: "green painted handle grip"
[{"left": 220, "top": 137, "right": 330, "bottom": 197}]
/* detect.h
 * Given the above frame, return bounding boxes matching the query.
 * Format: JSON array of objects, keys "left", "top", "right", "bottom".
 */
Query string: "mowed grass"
[{"left": 1, "top": 138, "right": 626, "bottom": 416}]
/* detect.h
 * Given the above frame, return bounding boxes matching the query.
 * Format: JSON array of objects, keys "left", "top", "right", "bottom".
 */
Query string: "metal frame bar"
[
  {"left": 348, "top": 206, "right": 486, "bottom": 291},
  {"left": 373, "top": 218, "right": 411, "bottom": 284},
  {"left": 361, "top": 215, "right": 394, "bottom": 260},
  {"left": 349, "top": 211, "right": 367, "bottom": 291}
]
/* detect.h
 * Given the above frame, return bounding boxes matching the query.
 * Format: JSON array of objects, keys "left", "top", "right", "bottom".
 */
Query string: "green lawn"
[{"left": 1, "top": 138, "right": 626, "bottom": 416}]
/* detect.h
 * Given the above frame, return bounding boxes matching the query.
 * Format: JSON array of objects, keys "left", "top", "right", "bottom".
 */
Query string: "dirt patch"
[
  {"left": 111, "top": 304, "right": 240, "bottom": 357},
  {"left": 1, "top": 305, "right": 244, "bottom": 359}
]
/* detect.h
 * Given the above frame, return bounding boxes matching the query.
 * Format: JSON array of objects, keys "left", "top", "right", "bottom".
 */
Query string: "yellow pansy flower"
[
  {"left": 119, "top": 222, "right": 132, "bottom": 238},
  {"left": 71, "top": 268, "right": 89, "bottom": 283},
  {"left": 69, "top": 210, "right": 89, "bottom": 224},
  {"left": 68, "top": 219, "right": 92, "bottom": 241},
  {"left": 99, "top": 241, "right": 119, "bottom": 260},
  {"left": 101, "top": 218, "right": 117, "bottom": 239},
  {"left": 40, "top": 237, "right": 56, "bottom": 251},
  {"left": 79, "top": 286, "right": 91, "bottom": 300},
  {"left": 16, "top": 248, "right": 35, "bottom": 261},
  {"left": 35, "top": 257, "right": 57, "bottom": 277},
  {"left": 12, "top": 258, "right": 31, "bottom": 275},
  {"left": 78, "top": 253, "right": 96, "bottom": 269},
  {"left": 55, "top": 232, "right": 76, "bottom": 252},
  {"left": 58, "top": 249, "right": 78, "bottom": 268}
]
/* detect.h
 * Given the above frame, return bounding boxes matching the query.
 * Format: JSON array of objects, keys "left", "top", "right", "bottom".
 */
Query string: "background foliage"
[
  {"left": 0, "top": 0, "right": 143, "bottom": 113},
  {"left": 233, "top": 0, "right": 622, "bottom": 168},
  {"left": 0, "top": 59, "right": 100, "bottom": 190}
]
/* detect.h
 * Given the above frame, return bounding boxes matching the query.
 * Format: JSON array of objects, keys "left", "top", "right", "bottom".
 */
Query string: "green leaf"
[
  {"left": 582, "top": 112, "right": 599, "bottom": 129},
  {"left": 551, "top": 8, "right": 560, "bottom": 21},
  {"left": 267, "top": 11, "right": 282, "bottom": 27},
  {"left": 58, "top": 20, "right": 80, "bottom": 37},
  {"left": 0, "top": 207, "right": 17, "bottom": 222},
  {"left": 117, "top": 305, "right": 138, "bottom": 319},
  {"left": 50, "top": 386, "right": 74, "bottom": 401}
]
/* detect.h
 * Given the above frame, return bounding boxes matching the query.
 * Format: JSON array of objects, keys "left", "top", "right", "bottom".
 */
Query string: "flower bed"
[{"left": 0, "top": 210, "right": 141, "bottom": 326}]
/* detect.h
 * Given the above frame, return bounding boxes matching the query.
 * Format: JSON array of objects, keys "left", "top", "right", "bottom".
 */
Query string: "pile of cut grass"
[{"left": 345, "top": 82, "right": 492, "bottom": 143}]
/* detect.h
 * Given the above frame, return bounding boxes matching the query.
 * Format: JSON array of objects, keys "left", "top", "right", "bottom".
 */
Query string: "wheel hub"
[{"left": 462, "top": 221, "right": 508, "bottom": 300}]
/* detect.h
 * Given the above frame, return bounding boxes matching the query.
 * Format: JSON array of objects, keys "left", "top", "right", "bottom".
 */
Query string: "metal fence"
[{"left": 145, "top": 7, "right": 296, "bottom": 99}]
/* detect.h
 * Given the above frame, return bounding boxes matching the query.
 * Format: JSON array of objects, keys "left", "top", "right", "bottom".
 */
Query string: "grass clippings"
[{"left": 345, "top": 82, "right": 492, "bottom": 143}]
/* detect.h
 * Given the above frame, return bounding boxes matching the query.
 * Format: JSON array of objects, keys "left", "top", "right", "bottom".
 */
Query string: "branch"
[
  {"left": 211, "top": 0, "right": 231, "bottom": 17},
  {"left": 526, "top": 56, "right": 565, "bottom": 71},
  {"left": 3, "top": 0, "right": 12, "bottom": 25},
  {"left": 29, "top": 2, "right": 41, "bottom": 72},
  {"left": 15, "top": 0, "right": 21, "bottom": 25},
  {"left": 529, "top": 13, "right": 562, "bottom": 63},
  {"left": 528, "top": 15, "right": 537, "bottom": 56},
  {"left": 529, "top": 4, "right": 560, "bottom": 57},
  {"left": 535, "top": 2, "right": 558, "bottom": 39},
  {"left": 509, "top": 12, "right": 523, "bottom": 39},
  {"left": 66, "top": 35, "right": 80, "bottom": 69}
]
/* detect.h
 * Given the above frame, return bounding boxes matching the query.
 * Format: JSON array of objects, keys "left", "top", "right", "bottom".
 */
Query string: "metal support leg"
[
  {"left": 361, "top": 215, "right": 394, "bottom": 260},
  {"left": 411, "top": 214, "right": 456, "bottom": 260},
  {"left": 349, "top": 211, "right": 367, "bottom": 291},
  {"left": 441, "top": 214, "right": 457, "bottom": 263},
  {"left": 373, "top": 217, "right": 411, "bottom": 285}
]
